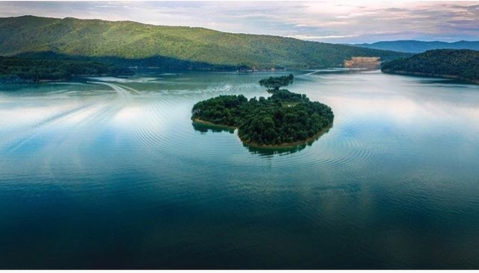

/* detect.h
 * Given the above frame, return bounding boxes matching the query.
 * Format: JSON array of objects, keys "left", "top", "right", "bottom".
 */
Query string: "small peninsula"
[
  {"left": 0, "top": 56, "right": 133, "bottom": 83},
  {"left": 192, "top": 75, "right": 334, "bottom": 147},
  {"left": 381, "top": 49, "right": 479, "bottom": 84}
]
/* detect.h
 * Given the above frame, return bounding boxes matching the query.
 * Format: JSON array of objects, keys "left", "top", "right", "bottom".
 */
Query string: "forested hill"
[
  {"left": 356, "top": 40, "right": 479, "bottom": 53},
  {"left": 381, "top": 49, "right": 479, "bottom": 84},
  {"left": 0, "top": 16, "right": 407, "bottom": 70}
]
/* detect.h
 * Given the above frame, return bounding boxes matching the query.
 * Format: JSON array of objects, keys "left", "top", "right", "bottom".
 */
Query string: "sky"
[{"left": 0, "top": 1, "right": 478, "bottom": 43}]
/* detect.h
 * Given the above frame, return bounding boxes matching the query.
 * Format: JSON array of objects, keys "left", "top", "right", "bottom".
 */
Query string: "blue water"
[{"left": 0, "top": 71, "right": 478, "bottom": 269}]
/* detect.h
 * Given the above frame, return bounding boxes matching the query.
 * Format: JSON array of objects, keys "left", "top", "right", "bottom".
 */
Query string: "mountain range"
[
  {"left": 0, "top": 16, "right": 407, "bottom": 70},
  {"left": 356, "top": 40, "right": 479, "bottom": 53}
]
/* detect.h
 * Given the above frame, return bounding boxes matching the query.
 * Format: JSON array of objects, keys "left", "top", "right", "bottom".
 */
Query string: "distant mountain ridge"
[
  {"left": 356, "top": 40, "right": 479, "bottom": 53},
  {"left": 0, "top": 16, "right": 407, "bottom": 70}
]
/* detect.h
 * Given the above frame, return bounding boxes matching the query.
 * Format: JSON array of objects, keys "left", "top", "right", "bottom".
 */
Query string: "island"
[
  {"left": 259, "top": 74, "right": 294, "bottom": 91},
  {"left": 381, "top": 49, "right": 479, "bottom": 84},
  {"left": 0, "top": 56, "right": 133, "bottom": 83},
  {"left": 191, "top": 75, "right": 334, "bottom": 147}
]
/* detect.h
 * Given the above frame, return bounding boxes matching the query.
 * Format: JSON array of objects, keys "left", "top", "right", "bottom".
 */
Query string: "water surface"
[{"left": 0, "top": 71, "right": 478, "bottom": 269}]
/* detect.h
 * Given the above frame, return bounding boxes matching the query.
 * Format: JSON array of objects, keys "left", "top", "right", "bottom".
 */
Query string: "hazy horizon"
[{"left": 1, "top": 1, "right": 478, "bottom": 44}]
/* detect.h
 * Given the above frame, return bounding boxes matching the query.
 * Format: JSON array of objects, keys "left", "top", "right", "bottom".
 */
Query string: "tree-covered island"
[
  {"left": 192, "top": 74, "right": 334, "bottom": 147},
  {"left": 259, "top": 74, "right": 294, "bottom": 91}
]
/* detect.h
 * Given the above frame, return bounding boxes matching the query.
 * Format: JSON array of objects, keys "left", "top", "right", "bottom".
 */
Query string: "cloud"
[{"left": 288, "top": 34, "right": 359, "bottom": 40}]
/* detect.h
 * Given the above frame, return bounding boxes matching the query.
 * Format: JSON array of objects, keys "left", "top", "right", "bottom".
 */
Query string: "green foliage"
[
  {"left": 381, "top": 49, "right": 479, "bottom": 83},
  {"left": 237, "top": 96, "right": 334, "bottom": 145},
  {"left": 259, "top": 74, "right": 294, "bottom": 90},
  {"left": 192, "top": 76, "right": 334, "bottom": 146},
  {"left": 192, "top": 95, "right": 248, "bottom": 126},
  {"left": 0, "top": 16, "right": 408, "bottom": 70},
  {"left": 269, "top": 89, "right": 305, "bottom": 102},
  {"left": 0, "top": 56, "right": 132, "bottom": 83}
]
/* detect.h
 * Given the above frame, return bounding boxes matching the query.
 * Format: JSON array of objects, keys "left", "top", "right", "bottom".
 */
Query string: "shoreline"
[
  {"left": 0, "top": 73, "right": 134, "bottom": 85},
  {"left": 192, "top": 119, "right": 237, "bottom": 130},
  {"left": 381, "top": 70, "right": 479, "bottom": 85},
  {"left": 193, "top": 118, "right": 333, "bottom": 149},
  {"left": 240, "top": 124, "right": 333, "bottom": 149}
]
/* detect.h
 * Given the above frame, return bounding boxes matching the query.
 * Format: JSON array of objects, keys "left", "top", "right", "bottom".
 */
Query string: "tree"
[
  {"left": 191, "top": 76, "right": 334, "bottom": 146},
  {"left": 259, "top": 74, "right": 294, "bottom": 91}
]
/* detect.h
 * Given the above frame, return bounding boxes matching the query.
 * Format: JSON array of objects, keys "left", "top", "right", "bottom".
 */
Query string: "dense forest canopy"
[
  {"left": 0, "top": 56, "right": 132, "bottom": 83},
  {"left": 381, "top": 49, "right": 479, "bottom": 84},
  {"left": 259, "top": 74, "right": 294, "bottom": 90},
  {"left": 0, "top": 16, "right": 408, "bottom": 70},
  {"left": 192, "top": 75, "right": 334, "bottom": 146}
]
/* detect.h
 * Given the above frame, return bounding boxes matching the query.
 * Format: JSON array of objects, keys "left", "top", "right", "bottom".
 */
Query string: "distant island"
[
  {"left": 192, "top": 74, "right": 334, "bottom": 147},
  {"left": 0, "top": 16, "right": 407, "bottom": 71},
  {"left": 381, "top": 49, "right": 479, "bottom": 84},
  {"left": 356, "top": 40, "right": 479, "bottom": 53},
  {"left": 259, "top": 74, "right": 294, "bottom": 91},
  {"left": 0, "top": 56, "right": 133, "bottom": 83}
]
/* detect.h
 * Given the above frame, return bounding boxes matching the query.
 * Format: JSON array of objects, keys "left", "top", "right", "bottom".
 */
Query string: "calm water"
[{"left": 0, "top": 71, "right": 478, "bottom": 269}]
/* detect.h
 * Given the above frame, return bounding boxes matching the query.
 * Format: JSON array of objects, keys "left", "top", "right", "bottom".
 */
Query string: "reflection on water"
[
  {"left": 0, "top": 71, "right": 479, "bottom": 269},
  {"left": 192, "top": 122, "right": 235, "bottom": 134},
  {"left": 243, "top": 142, "right": 308, "bottom": 156},
  {"left": 242, "top": 125, "right": 334, "bottom": 156},
  {"left": 192, "top": 121, "right": 332, "bottom": 156}
]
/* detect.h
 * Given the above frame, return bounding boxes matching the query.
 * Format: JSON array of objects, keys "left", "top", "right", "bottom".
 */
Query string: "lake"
[{"left": 0, "top": 70, "right": 478, "bottom": 269}]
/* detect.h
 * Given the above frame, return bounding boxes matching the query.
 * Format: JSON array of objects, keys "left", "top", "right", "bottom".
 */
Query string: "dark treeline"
[
  {"left": 0, "top": 56, "right": 133, "bottom": 83},
  {"left": 381, "top": 49, "right": 479, "bottom": 84},
  {"left": 16, "top": 51, "right": 248, "bottom": 72},
  {"left": 192, "top": 75, "right": 334, "bottom": 146}
]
